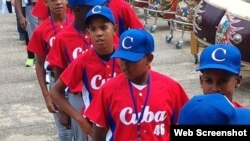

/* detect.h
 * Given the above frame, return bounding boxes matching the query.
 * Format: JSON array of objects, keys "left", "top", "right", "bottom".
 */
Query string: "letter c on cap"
[
  {"left": 211, "top": 48, "right": 226, "bottom": 62},
  {"left": 122, "top": 36, "right": 133, "bottom": 49},
  {"left": 92, "top": 5, "right": 101, "bottom": 14}
]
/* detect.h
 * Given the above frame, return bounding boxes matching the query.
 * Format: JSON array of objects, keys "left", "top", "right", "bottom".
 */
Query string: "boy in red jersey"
[
  {"left": 50, "top": 6, "right": 122, "bottom": 138},
  {"left": 26, "top": 0, "right": 74, "bottom": 140},
  {"left": 85, "top": 29, "right": 189, "bottom": 141},
  {"left": 47, "top": 0, "right": 106, "bottom": 140}
]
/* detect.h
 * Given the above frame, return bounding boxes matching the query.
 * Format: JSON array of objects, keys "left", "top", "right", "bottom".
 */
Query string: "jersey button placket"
[
  {"left": 106, "top": 64, "right": 111, "bottom": 78},
  {"left": 139, "top": 92, "right": 142, "bottom": 96}
]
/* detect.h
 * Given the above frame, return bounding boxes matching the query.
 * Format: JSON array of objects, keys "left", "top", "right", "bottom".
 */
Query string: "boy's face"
[
  {"left": 199, "top": 69, "right": 242, "bottom": 101},
  {"left": 88, "top": 16, "right": 115, "bottom": 52},
  {"left": 44, "top": 0, "right": 67, "bottom": 15},
  {"left": 119, "top": 54, "right": 153, "bottom": 84}
]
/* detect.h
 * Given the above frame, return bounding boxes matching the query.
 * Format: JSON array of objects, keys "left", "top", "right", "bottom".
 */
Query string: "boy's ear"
[
  {"left": 146, "top": 54, "right": 154, "bottom": 64},
  {"left": 235, "top": 75, "right": 242, "bottom": 88},
  {"left": 199, "top": 75, "right": 204, "bottom": 87}
]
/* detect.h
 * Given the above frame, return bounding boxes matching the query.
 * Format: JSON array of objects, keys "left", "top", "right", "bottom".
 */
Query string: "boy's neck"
[
  {"left": 50, "top": 12, "right": 66, "bottom": 23},
  {"left": 95, "top": 45, "right": 115, "bottom": 55},
  {"left": 95, "top": 47, "right": 115, "bottom": 61},
  {"left": 130, "top": 71, "right": 150, "bottom": 85}
]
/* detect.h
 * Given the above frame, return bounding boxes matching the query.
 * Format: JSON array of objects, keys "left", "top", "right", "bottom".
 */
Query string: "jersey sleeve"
[
  {"left": 32, "top": 0, "right": 49, "bottom": 20},
  {"left": 84, "top": 86, "right": 109, "bottom": 129},
  {"left": 119, "top": 2, "right": 144, "bottom": 28},
  {"left": 59, "top": 56, "right": 84, "bottom": 93},
  {"left": 27, "top": 29, "right": 47, "bottom": 59},
  {"left": 47, "top": 35, "right": 68, "bottom": 70}
]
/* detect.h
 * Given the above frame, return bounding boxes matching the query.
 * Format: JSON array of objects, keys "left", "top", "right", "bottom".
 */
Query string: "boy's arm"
[
  {"left": 92, "top": 124, "right": 107, "bottom": 141},
  {"left": 35, "top": 56, "right": 57, "bottom": 113},
  {"left": 53, "top": 66, "right": 63, "bottom": 82},
  {"left": 50, "top": 79, "right": 93, "bottom": 136},
  {"left": 15, "top": 0, "right": 27, "bottom": 30}
]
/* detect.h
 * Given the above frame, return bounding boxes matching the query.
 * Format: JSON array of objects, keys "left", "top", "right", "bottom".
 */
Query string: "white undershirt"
[{"left": 131, "top": 82, "right": 147, "bottom": 91}]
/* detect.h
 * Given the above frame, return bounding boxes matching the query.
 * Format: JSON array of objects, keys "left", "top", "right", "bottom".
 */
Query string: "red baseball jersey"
[
  {"left": 85, "top": 71, "right": 189, "bottom": 141},
  {"left": 108, "top": 0, "right": 144, "bottom": 36},
  {"left": 27, "top": 15, "right": 74, "bottom": 59},
  {"left": 60, "top": 47, "right": 122, "bottom": 100},
  {"left": 47, "top": 24, "right": 92, "bottom": 70}
]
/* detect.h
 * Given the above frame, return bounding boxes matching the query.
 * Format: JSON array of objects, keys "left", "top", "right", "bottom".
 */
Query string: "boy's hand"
[
  {"left": 44, "top": 93, "right": 58, "bottom": 113},
  {"left": 11, "top": 0, "right": 15, "bottom": 6},
  {"left": 79, "top": 118, "right": 93, "bottom": 137},
  {"left": 58, "top": 110, "right": 71, "bottom": 129},
  {"left": 19, "top": 16, "right": 27, "bottom": 30}
]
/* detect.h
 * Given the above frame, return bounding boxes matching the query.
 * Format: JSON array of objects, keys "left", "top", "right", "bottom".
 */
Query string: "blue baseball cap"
[
  {"left": 230, "top": 108, "right": 250, "bottom": 125},
  {"left": 178, "top": 93, "right": 250, "bottom": 125},
  {"left": 196, "top": 44, "right": 241, "bottom": 75},
  {"left": 111, "top": 29, "right": 154, "bottom": 62},
  {"left": 68, "top": 0, "right": 106, "bottom": 7},
  {"left": 85, "top": 6, "right": 115, "bottom": 25}
]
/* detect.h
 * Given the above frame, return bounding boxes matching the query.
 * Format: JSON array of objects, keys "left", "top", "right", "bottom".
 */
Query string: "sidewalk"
[
  {"left": 0, "top": 12, "right": 249, "bottom": 141},
  {"left": 0, "top": 14, "right": 56, "bottom": 141}
]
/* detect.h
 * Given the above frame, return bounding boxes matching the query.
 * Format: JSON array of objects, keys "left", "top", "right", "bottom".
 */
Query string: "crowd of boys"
[{"left": 9, "top": 0, "right": 250, "bottom": 140}]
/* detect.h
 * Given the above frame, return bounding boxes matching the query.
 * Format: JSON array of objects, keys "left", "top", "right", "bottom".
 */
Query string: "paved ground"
[{"left": 0, "top": 10, "right": 249, "bottom": 141}]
